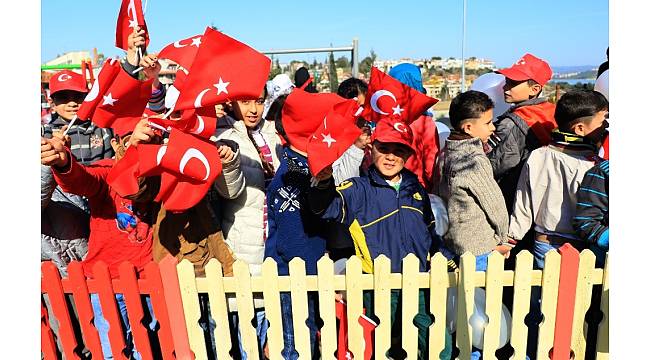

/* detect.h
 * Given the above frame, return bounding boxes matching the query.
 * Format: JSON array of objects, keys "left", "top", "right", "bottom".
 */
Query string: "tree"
[
  {"left": 269, "top": 58, "right": 282, "bottom": 79},
  {"left": 312, "top": 59, "right": 318, "bottom": 69},
  {"left": 359, "top": 49, "right": 377, "bottom": 76},
  {"left": 336, "top": 56, "right": 350, "bottom": 69},
  {"left": 328, "top": 51, "right": 339, "bottom": 93}
]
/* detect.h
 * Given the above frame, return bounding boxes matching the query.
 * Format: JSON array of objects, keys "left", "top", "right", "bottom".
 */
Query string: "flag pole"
[
  {"left": 461, "top": 0, "right": 467, "bottom": 92},
  {"left": 62, "top": 115, "right": 77, "bottom": 136}
]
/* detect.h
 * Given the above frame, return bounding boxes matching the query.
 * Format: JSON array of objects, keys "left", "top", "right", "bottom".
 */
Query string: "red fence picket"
[
  {"left": 41, "top": 296, "right": 58, "bottom": 360},
  {"left": 158, "top": 255, "right": 195, "bottom": 360},
  {"left": 93, "top": 262, "right": 128, "bottom": 360},
  {"left": 41, "top": 262, "right": 81, "bottom": 360},
  {"left": 67, "top": 261, "right": 104, "bottom": 357},
  {"left": 550, "top": 243, "right": 581, "bottom": 359},
  {"left": 143, "top": 261, "right": 176, "bottom": 360},
  {"left": 119, "top": 262, "right": 155, "bottom": 359}
]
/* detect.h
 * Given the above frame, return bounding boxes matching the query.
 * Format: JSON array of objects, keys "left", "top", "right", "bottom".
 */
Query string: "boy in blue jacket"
[{"left": 309, "top": 117, "right": 451, "bottom": 360}]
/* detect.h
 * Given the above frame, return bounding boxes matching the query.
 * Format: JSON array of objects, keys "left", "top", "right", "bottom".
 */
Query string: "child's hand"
[
  {"left": 129, "top": 119, "right": 156, "bottom": 147},
  {"left": 354, "top": 130, "right": 371, "bottom": 150},
  {"left": 140, "top": 53, "right": 161, "bottom": 81},
  {"left": 315, "top": 165, "right": 333, "bottom": 181},
  {"left": 41, "top": 137, "right": 68, "bottom": 168},
  {"left": 215, "top": 104, "right": 226, "bottom": 119},
  {"left": 52, "top": 126, "right": 71, "bottom": 147},
  {"left": 218, "top": 144, "right": 235, "bottom": 163},
  {"left": 126, "top": 26, "right": 147, "bottom": 66},
  {"left": 495, "top": 244, "right": 511, "bottom": 259}
]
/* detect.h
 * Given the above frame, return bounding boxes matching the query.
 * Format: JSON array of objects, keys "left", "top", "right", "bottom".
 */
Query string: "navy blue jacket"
[
  {"left": 310, "top": 166, "right": 439, "bottom": 273},
  {"left": 264, "top": 147, "right": 328, "bottom": 275}
]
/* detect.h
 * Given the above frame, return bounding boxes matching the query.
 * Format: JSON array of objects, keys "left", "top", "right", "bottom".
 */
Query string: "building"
[{"left": 45, "top": 51, "right": 92, "bottom": 66}]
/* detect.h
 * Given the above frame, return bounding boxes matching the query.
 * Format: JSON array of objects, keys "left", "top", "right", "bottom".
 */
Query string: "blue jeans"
[
  {"left": 228, "top": 309, "right": 269, "bottom": 359},
  {"left": 279, "top": 292, "right": 319, "bottom": 359},
  {"left": 90, "top": 293, "right": 156, "bottom": 360}
]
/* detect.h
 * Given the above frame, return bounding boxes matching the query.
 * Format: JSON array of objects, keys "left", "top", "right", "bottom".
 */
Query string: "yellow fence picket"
[
  {"left": 596, "top": 254, "right": 609, "bottom": 360},
  {"left": 204, "top": 259, "right": 234, "bottom": 360},
  {"left": 482, "top": 252, "right": 505, "bottom": 359},
  {"left": 373, "top": 255, "right": 392, "bottom": 359},
  {"left": 346, "top": 256, "right": 365, "bottom": 359},
  {"left": 571, "top": 251, "right": 597, "bottom": 360},
  {"left": 176, "top": 259, "right": 208, "bottom": 359},
  {"left": 289, "top": 258, "right": 311, "bottom": 359},
  {"left": 510, "top": 251, "right": 534, "bottom": 360},
  {"left": 233, "top": 260, "right": 260, "bottom": 360},
  {"left": 536, "top": 250, "right": 561, "bottom": 360},
  {"left": 429, "top": 253, "right": 450, "bottom": 359},
  {"left": 261, "top": 258, "right": 284, "bottom": 360},
  {"left": 457, "top": 253, "right": 477, "bottom": 359},
  {"left": 401, "top": 254, "right": 420, "bottom": 358},
  {"left": 317, "top": 256, "right": 337, "bottom": 360}
]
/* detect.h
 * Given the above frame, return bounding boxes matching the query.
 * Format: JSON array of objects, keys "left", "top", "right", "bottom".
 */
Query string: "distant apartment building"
[{"left": 45, "top": 51, "right": 91, "bottom": 66}]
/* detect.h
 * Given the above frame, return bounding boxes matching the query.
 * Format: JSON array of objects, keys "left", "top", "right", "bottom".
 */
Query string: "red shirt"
[{"left": 53, "top": 156, "right": 154, "bottom": 278}]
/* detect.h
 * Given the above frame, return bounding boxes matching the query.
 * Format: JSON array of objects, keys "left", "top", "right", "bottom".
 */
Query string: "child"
[
  {"left": 309, "top": 117, "right": 451, "bottom": 360},
  {"left": 486, "top": 53, "right": 557, "bottom": 213},
  {"left": 573, "top": 160, "right": 609, "bottom": 267},
  {"left": 436, "top": 90, "right": 511, "bottom": 269},
  {"left": 214, "top": 86, "right": 283, "bottom": 358},
  {"left": 264, "top": 89, "right": 346, "bottom": 359}
]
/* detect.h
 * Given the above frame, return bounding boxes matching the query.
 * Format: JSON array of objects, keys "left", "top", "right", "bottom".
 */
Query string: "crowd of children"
[{"left": 41, "top": 22, "right": 609, "bottom": 360}]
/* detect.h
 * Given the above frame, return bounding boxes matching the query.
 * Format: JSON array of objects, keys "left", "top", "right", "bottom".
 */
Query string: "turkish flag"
[
  {"left": 362, "top": 66, "right": 439, "bottom": 125},
  {"left": 158, "top": 34, "right": 202, "bottom": 70},
  {"left": 76, "top": 58, "right": 122, "bottom": 121},
  {"left": 174, "top": 27, "right": 271, "bottom": 111},
  {"left": 179, "top": 107, "right": 218, "bottom": 139},
  {"left": 107, "top": 145, "right": 140, "bottom": 197},
  {"left": 307, "top": 99, "right": 363, "bottom": 177},
  {"left": 335, "top": 300, "right": 376, "bottom": 360},
  {"left": 602, "top": 133, "right": 609, "bottom": 160},
  {"left": 91, "top": 66, "right": 154, "bottom": 134},
  {"left": 116, "top": 0, "right": 149, "bottom": 51}
]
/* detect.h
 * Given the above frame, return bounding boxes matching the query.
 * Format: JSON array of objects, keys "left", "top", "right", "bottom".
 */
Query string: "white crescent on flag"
[
  {"left": 156, "top": 145, "right": 167, "bottom": 165},
  {"left": 370, "top": 90, "right": 397, "bottom": 115},
  {"left": 179, "top": 148, "right": 210, "bottom": 181},
  {"left": 84, "top": 80, "right": 100, "bottom": 102},
  {"left": 194, "top": 88, "right": 212, "bottom": 108},
  {"left": 191, "top": 116, "right": 205, "bottom": 135}
]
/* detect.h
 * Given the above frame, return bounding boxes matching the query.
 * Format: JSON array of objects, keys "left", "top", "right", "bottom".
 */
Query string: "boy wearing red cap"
[
  {"left": 309, "top": 117, "right": 452, "bottom": 360},
  {"left": 486, "top": 53, "right": 557, "bottom": 214}
]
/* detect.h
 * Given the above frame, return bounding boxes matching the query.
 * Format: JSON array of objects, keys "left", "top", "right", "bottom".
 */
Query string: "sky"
[{"left": 42, "top": 0, "right": 609, "bottom": 68}]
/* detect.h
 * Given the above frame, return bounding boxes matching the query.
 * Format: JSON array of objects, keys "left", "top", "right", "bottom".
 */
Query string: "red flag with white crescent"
[
  {"left": 306, "top": 99, "right": 363, "bottom": 177},
  {"left": 90, "top": 66, "right": 153, "bottom": 135},
  {"left": 157, "top": 34, "right": 203, "bottom": 70},
  {"left": 174, "top": 27, "right": 271, "bottom": 110},
  {"left": 116, "top": 0, "right": 149, "bottom": 51},
  {"left": 362, "top": 66, "right": 439, "bottom": 125},
  {"left": 76, "top": 58, "right": 122, "bottom": 121}
]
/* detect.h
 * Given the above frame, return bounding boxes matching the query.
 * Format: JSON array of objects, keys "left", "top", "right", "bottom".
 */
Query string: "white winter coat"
[{"left": 215, "top": 116, "right": 282, "bottom": 309}]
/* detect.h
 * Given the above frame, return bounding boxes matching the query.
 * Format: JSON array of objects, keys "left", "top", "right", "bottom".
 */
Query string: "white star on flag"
[
  {"left": 190, "top": 37, "right": 202, "bottom": 47},
  {"left": 214, "top": 77, "right": 230, "bottom": 95},
  {"left": 392, "top": 104, "right": 403, "bottom": 116},
  {"left": 128, "top": 19, "right": 138, "bottom": 29},
  {"left": 321, "top": 133, "right": 336, "bottom": 148},
  {"left": 102, "top": 93, "right": 118, "bottom": 106}
]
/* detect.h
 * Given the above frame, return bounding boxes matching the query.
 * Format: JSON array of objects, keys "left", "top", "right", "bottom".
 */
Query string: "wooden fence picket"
[
  {"left": 550, "top": 244, "right": 581, "bottom": 360},
  {"left": 401, "top": 254, "right": 420, "bottom": 357},
  {"left": 118, "top": 262, "right": 154, "bottom": 360},
  {"left": 67, "top": 261, "right": 103, "bottom": 357},
  {"left": 317, "top": 256, "right": 337, "bottom": 360},
  {"left": 509, "top": 251, "right": 534, "bottom": 360},
  {"left": 482, "top": 251, "right": 505, "bottom": 359},
  {"left": 536, "top": 250, "right": 561, "bottom": 360},
  {"left": 289, "top": 258, "right": 312, "bottom": 359},
  {"left": 41, "top": 295, "right": 58, "bottom": 360},
  {"left": 428, "top": 253, "right": 449, "bottom": 359},
  {"left": 595, "top": 255, "right": 609, "bottom": 360},
  {"left": 345, "top": 255, "right": 365, "bottom": 359},
  {"left": 204, "top": 259, "right": 234, "bottom": 360},
  {"left": 233, "top": 260, "right": 260, "bottom": 360},
  {"left": 158, "top": 255, "right": 195, "bottom": 360},
  {"left": 93, "top": 262, "right": 128, "bottom": 360},
  {"left": 176, "top": 259, "right": 207, "bottom": 360},
  {"left": 261, "top": 258, "right": 284, "bottom": 360},
  {"left": 571, "top": 251, "right": 597, "bottom": 360},
  {"left": 373, "top": 255, "right": 392, "bottom": 359},
  {"left": 41, "top": 262, "right": 81, "bottom": 360},
  {"left": 457, "top": 253, "right": 477, "bottom": 359},
  {"left": 143, "top": 262, "right": 176, "bottom": 360}
]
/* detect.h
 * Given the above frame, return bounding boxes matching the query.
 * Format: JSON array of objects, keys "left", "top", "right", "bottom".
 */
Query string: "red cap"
[
  {"left": 281, "top": 89, "right": 347, "bottom": 153},
  {"left": 49, "top": 70, "right": 88, "bottom": 96},
  {"left": 496, "top": 53, "right": 552, "bottom": 86},
  {"left": 371, "top": 117, "right": 414, "bottom": 152}
]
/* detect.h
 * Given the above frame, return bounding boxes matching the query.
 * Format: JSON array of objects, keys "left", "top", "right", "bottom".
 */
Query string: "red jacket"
[
  {"left": 405, "top": 114, "right": 440, "bottom": 193},
  {"left": 53, "top": 155, "right": 154, "bottom": 278}
]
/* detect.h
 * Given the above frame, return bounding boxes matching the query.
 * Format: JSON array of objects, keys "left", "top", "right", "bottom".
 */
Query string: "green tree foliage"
[
  {"left": 359, "top": 49, "right": 377, "bottom": 76},
  {"left": 269, "top": 58, "right": 282, "bottom": 79},
  {"left": 328, "top": 51, "right": 339, "bottom": 93},
  {"left": 336, "top": 56, "right": 350, "bottom": 69}
]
